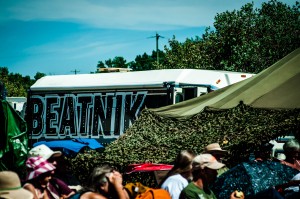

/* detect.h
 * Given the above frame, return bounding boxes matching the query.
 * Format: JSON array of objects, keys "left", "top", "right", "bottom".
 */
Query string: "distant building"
[
  {"left": 6, "top": 97, "right": 27, "bottom": 113},
  {"left": 97, "top": 67, "right": 132, "bottom": 73}
]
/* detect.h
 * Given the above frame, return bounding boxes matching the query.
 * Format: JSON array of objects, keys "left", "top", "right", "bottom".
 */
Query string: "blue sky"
[{"left": 0, "top": 0, "right": 296, "bottom": 78}]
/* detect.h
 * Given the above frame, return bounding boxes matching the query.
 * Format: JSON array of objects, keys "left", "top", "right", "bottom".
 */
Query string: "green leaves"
[{"left": 162, "top": 0, "right": 299, "bottom": 74}]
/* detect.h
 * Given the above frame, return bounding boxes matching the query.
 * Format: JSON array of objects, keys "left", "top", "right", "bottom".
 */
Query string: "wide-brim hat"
[
  {"left": 204, "top": 143, "right": 228, "bottom": 154},
  {"left": 193, "top": 154, "right": 225, "bottom": 170},
  {"left": 28, "top": 144, "right": 62, "bottom": 160},
  {"left": 0, "top": 171, "right": 33, "bottom": 199},
  {"left": 26, "top": 156, "right": 56, "bottom": 180}
]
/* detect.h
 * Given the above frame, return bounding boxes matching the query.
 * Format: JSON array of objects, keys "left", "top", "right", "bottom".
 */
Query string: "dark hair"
[
  {"left": 254, "top": 143, "right": 273, "bottom": 160},
  {"left": 192, "top": 167, "right": 212, "bottom": 194}
]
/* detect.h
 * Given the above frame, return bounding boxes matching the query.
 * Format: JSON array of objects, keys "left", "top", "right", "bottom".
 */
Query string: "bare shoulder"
[
  {"left": 23, "top": 183, "right": 35, "bottom": 191},
  {"left": 23, "top": 183, "right": 38, "bottom": 199},
  {"left": 80, "top": 191, "right": 108, "bottom": 199}
]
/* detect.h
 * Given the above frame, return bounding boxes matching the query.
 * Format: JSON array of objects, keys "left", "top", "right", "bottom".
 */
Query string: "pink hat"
[{"left": 26, "top": 156, "right": 56, "bottom": 180}]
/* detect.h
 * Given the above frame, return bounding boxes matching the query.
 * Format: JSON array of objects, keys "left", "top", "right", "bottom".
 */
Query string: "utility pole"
[
  {"left": 71, "top": 69, "right": 80, "bottom": 75},
  {"left": 148, "top": 32, "right": 164, "bottom": 64}
]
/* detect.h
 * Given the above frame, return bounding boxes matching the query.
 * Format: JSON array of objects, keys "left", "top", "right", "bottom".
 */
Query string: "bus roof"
[{"left": 30, "top": 69, "right": 255, "bottom": 92}]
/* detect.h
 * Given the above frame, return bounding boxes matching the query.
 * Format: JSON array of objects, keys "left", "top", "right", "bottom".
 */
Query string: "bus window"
[{"left": 175, "top": 93, "right": 183, "bottom": 103}]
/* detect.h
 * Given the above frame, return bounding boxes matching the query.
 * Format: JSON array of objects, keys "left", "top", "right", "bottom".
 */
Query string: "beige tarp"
[{"left": 151, "top": 48, "right": 300, "bottom": 120}]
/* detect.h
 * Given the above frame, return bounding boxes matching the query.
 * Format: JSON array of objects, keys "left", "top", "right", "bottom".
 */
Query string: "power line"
[
  {"left": 148, "top": 32, "right": 165, "bottom": 64},
  {"left": 71, "top": 69, "right": 80, "bottom": 75}
]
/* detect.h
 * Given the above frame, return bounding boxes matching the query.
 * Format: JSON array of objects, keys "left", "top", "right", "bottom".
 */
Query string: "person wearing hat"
[
  {"left": 28, "top": 144, "right": 62, "bottom": 168},
  {"left": 203, "top": 143, "right": 229, "bottom": 176},
  {"left": 160, "top": 150, "right": 196, "bottom": 199},
  {"left": 0, "top": 171, "right": 33, "bottom": 199},
  {"left": 23, "top": 156, "right": 75, "bottom": 199},
  {"left": 179, "top": 154, "right": 243, "bottom": 199},
  {"left": 29, "top": 144, "right": 81, "bottom": 189}
]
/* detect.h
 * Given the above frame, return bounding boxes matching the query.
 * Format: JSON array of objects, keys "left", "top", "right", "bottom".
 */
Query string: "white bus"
[{"left": 26, "top": 69, "right": 254, "bottom": 144}]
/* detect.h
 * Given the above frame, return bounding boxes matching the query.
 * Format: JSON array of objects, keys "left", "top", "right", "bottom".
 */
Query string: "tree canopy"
[{"left": 162, "top": 0, "right": 299, "bottom": 73}]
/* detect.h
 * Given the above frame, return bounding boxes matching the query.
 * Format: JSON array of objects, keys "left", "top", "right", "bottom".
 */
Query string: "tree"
[
  {"left": 96, "top": 56, "right": 128, "bottom": 72},
  {"left": 163, "top": 0, "right": 300, "bottom": 73},
  {"left": 0, "top": 67, "right": 35, "bottom": 97},
  {"left": 105, "top": 59, "right": 113, "bottom": 68},
  {"left": 34, "top": 72, "right": 46, "bottom": 81},
  {"left": 97, "top": 61, "right": 106, "bottom": 69},
  {"left": 112, "top": 56, "right": 127, "bottom": 68},
  {"left": 129, "top": 50, "right": 165, "bottom": 71},
  {"left": 100, "top": 56, "right": 127, "bottom": 68},
  {"left": 162, "top": 36, "right": 208, "bottom": 69},
  {"left": 129, "top": 52, "right": 155, "bottom": 71}
]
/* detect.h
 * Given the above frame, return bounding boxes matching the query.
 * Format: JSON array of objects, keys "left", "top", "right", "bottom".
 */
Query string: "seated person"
[
  {"left": 29, "top": 144, "right": 81, "bottom": 189},
  {"left": 75, "top": 165, "right": 129, "bottom": 199},
  {"left": 23, "top": 156, "right": 75, "bottom": 199}
]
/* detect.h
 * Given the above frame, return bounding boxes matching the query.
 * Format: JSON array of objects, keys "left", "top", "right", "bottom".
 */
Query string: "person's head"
[
  {"left": 0, "top": 171, "right": 33, "bottom": 199},
  {"left": 283, "top": 139, "right": 300, "bottom": 163},
  {"left": 26, "top": 156, "right": 56, "bottom": 185},
  {"left": 254, "top": 142, "right": 274, "bottom": 161},
  {"left": 173, "top": 150, "right": 196, "bottom": 175},
  {"left": 28, "top": 144, "right": 62, "bottom": 166},
  {"left": 204, "top": 143, "right": 228, "bottom": 162},
  {"left": 86, "top": 165, "right": 115, "bottom": 196},
  {"left": 192, "top": 154, "right": 225, "bottom": 186},
  {"left": 159, "top": 149, "right": 196, "bottom": 186}
]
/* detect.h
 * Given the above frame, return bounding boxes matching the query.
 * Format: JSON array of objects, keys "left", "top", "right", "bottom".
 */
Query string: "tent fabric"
[
  {"left": 0, "top": 100, "right": 28, "bottom": 172},
  {"left": 125, "top": 163, "right": 173, "bottom": 174},
  {"left": 150, "top": 48, "right": 300, "bottom": 120},
  {"left": 33, "top": 138, "right": 104, "bottom": 157}
]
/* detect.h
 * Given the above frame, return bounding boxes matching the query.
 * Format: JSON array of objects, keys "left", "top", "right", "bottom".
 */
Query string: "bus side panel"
[{"left": 26, "top": 90, "right": 168, "bottom": 145}]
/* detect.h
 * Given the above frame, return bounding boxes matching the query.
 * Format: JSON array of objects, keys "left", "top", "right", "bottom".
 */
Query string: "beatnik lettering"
[{"left": 29, "top": 91, "right": 147, "bottom": 139}]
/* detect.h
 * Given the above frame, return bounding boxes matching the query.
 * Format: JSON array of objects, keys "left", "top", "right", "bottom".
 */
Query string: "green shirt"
[{"left": 179, "top": 182, "right": 217, "bottom": 199}]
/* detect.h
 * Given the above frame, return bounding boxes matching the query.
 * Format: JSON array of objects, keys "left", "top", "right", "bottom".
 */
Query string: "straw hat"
[
  {"left": 26, "top": 156, "right": 56, "bottom": 180},
  {"left": 204, "top": 143, "right": 227, "bottom": 154},
  {"left": 0, "top": 171, "right": 33, "bottom": 199},
  {"left": 28, "top": 144, "right": 62, "bottom": 160}
]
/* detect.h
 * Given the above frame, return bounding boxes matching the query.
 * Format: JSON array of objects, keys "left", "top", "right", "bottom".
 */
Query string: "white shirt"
[
  {"left": 285, "top": 172, "right": 300, "bottom": 192},
  {"left": 161, "top": 174, "right": 188, "bottom": 199}
]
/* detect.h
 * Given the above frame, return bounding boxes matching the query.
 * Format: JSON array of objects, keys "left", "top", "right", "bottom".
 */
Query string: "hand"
[
  {"left": 108, "top": 171, "right": 123, "bottom": 187},
  {"left": 230, "top": 191, "right": 245, "bottom": 199}
]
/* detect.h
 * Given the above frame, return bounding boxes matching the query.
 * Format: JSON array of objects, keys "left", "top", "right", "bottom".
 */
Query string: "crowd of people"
[{"left": 1, "top": 139, "right": 300, "bottom": 199}]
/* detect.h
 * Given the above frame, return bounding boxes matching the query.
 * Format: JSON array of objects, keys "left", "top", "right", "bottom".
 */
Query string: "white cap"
[
  {"left": 193, "top": 154, "right": 225, "bottom": 170},
  {"left": 28, "top": 144, "right": 62, "bottom": 160},
  {"left": 276, "top": 153, "right": 286, "bottom": 161}
]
